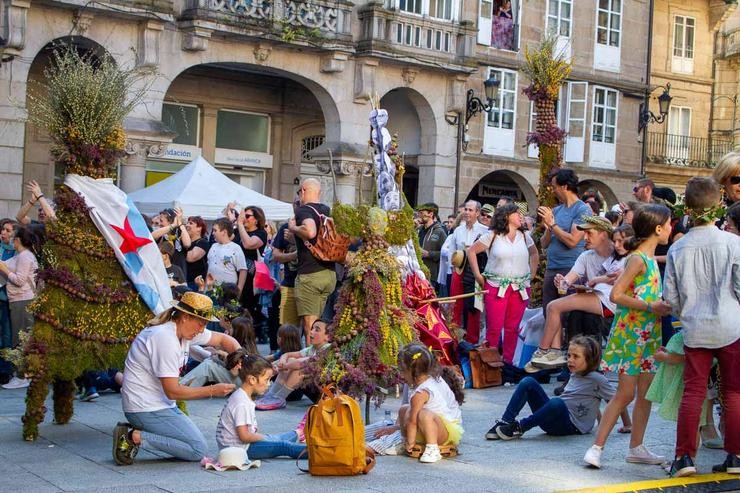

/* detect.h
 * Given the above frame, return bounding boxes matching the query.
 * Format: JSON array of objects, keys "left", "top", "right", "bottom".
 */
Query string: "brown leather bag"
[
  {"left": 304, "top": 205, "right": 351, "bottom": 264},
  {"left": 469, "top": 346, "right": 504, "bottom": 388}
]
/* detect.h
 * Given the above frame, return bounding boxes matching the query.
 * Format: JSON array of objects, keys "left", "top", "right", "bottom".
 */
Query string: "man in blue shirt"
[{"left": 537, "top": 169, "right": 593, "bottom": 316}]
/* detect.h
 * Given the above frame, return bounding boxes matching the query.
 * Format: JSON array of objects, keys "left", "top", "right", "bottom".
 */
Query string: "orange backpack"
[
  {"left": 303, "top": 205, "right": 351, "bottom": 264},
  {"left": 300, "top": 385, "right": 375, "bottom": 476}
]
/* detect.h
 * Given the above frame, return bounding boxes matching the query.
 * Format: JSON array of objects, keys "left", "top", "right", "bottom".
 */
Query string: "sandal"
[
  {"left": 112, "top": 422, "right": 139, "bottom": 466},
  {"left": 617, "top": 426, "right": 632, "bottom": 434}
]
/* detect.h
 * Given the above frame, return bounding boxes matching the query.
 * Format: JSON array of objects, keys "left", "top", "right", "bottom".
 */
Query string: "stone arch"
[
  {"left": 577, "top": 179, "right": 619, "bottom": 210},
  {"left": 378, "top": 87, "right": 437, "bottom": 156},
  {"left": 151, "top": 61, "right": 341, "bottom": 144},
  {"left": 22, "top": 37, "right": 115, "bottom": 207},
  {"left": 466, "top": 170, "right": 538, "bottom": 213}
]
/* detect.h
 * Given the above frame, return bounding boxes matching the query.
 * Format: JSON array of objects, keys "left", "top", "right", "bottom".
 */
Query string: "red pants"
[
  {"left": 450, "top": 271, "right": 481, "bottom": 344},
  {"left": 676, "top": 337, "right": 740, "bottom": 458},
  {"left": 484, "top": 285, "right": 529, "bottom": 365}
]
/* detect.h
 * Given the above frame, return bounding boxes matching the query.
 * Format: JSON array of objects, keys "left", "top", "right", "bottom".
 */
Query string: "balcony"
[
  {"left": 646, "top": 132, "right": 733, "bottom": 168},
  {"left": 356, "top": 2, "right": 477, "bottom": 72},
  {"left": 180, "top": 0, "right": 353, "bottom": 46}
]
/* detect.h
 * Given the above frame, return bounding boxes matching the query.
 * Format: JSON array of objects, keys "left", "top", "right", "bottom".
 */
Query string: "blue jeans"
[
  {"left": 247, "top": 431, "right": 306, "bottom": 459},
  {"left": 502, "top": 377, "right": 580, "bottom": 436},
  {"left": 125, "top": 407, "right": 208, "bottom": 461}
]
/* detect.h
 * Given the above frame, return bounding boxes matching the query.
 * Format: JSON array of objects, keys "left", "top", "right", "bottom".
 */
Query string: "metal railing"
[{"left": 645, "top": 132, "right": 733, "bottom": 168}]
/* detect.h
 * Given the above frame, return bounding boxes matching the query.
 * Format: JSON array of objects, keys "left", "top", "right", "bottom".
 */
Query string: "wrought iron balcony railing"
[{"left": 646, "top": 132, "right": 734, "bottom": 169}]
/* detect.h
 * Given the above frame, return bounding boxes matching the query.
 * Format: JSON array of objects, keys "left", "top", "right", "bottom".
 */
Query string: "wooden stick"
[{"left": 420, "top": 290, "right": 488, "bottom": 304}]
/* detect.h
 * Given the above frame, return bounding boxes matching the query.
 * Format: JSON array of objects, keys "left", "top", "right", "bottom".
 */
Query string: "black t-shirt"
[
  {"left": 235, "top": 228, "right": 267, "bottom": 262},
  {"left": 273, "top": 223, "right": 298, "bottom": 288},
  {"left": 295, "top": 203, "right": 334, "bottom": 275},
  {"left": 166, "top": 264, "right": 185, "bottom": 284},
  {"left": 185, "top": 236, "right": 211, "bottom": 283}
]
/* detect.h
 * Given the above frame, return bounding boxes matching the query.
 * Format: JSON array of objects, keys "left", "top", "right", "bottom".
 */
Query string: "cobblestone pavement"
[{"left": 0, "top": 377, "right": 728, "bottom": 493}]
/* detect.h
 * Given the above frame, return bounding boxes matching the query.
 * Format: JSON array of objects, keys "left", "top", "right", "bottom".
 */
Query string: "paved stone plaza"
[{"left": 0, "top": 376, "right": 728, "bottom": 493}]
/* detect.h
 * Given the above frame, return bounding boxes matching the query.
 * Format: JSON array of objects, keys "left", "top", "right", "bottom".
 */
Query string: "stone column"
[{"left": 121, "top": 139, "right": 167, "bottom": 192}]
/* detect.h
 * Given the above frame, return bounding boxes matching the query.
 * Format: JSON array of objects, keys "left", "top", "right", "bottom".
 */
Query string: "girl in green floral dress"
[{"left": 583, "top": 204, "right": 674, "bottom": 469}]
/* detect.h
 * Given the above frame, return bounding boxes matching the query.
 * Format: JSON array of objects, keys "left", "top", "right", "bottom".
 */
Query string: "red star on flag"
[{"left": 110, "top": 217, "right": 152, "bottom": 254}]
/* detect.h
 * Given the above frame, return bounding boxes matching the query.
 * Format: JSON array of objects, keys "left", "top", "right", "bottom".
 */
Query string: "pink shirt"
[{"left": 3, "top": 250, "right": 38, "bottom": 302}]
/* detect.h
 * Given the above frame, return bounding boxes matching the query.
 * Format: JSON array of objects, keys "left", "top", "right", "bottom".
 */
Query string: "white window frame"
[
  {"left": 672, "top": 15, "right": 695, "bottom": 74},
  {"left": 477, "top": 0, "right": 521, "bottom": 50},
  {"left": 590, "top": 86, "right": 618, "bottom": 168},
  {"left": 593, "top": 0, "right": 622, "bottom": 72},
  {"left": 545, "top": 0, "right": 572, "bottom": 61},
  {"left": 215, "top": 108, "right": 271, "bottom": 154},
  {"left": 162, "top": 102, "right": 201, "bottom": 148},
  {"left": 483, "top": 68, "right": 517, "bottom": 157},
  {"left": 396, "top": 0, "right": 459, "bottom": 20},
  {"left": 564, "top": 81, "right": 588, "bottom": 163},
  {"left": 667, "top": 106, "right": 692, "bottom": 160}
]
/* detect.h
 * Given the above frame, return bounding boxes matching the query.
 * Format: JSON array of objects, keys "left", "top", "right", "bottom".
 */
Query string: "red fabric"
[
  {"left": 449, "top": 270, "right": 481, "bottom": 345},
  {"left": 676, "top": 338, "right": 740, "bottom": 458},
  {"left": 483, "top": 285, "right": 530, "bottom": 364},
  {"left": 403, "top": 273, "right": 457, "bottom": 365},
  {"left": 450, "top": 271, "right": 464, "bottom": 327},
  {"left": 253, "top": 261, "right": 276, "bottom": 291}
]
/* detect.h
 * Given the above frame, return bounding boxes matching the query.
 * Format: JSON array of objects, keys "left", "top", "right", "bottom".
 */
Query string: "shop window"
[{"left": 216, "top": 109, "right": 269, "bottom": 153}]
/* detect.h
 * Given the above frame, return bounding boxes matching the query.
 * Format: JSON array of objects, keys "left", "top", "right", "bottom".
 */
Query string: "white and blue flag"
[{"left": 65, "top": 174, "right": 172, "bottom": 314}]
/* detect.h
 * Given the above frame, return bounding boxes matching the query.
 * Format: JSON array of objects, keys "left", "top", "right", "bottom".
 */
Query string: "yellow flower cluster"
[
  {"left": 384, "top": 275, "right": 402, "bottom": 305},
  {"left": 102, "top": 126, "right": 126, "bottom": 151}
]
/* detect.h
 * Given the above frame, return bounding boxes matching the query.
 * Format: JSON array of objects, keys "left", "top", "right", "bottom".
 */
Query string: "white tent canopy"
[{"left": 128, "top": 156, "right": 294, "bottom": 221}]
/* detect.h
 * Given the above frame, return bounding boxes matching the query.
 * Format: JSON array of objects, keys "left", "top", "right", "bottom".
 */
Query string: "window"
[
  {"left": 564, "top": 81, "right": 588, "bottom": 162},
  {"left": 396, "top": 23, "right": 425, "bottom": 48},
  {"left": 667, "top": 106, "right": 691, "bottom": 160},
  {"left": 592, "top": 88, "right": 617, "bottom": 144},
  {"left": 547, "top": 0, "right": 572, "bottom": 38},
  {"left": 673, "top": 16, "right": 695, "bottom": 73},
  {"left": 162, "top": 103, "right": 200, "bottom": 146},
  {"left": 596, "top": 0, "right": 621, "bottom": 47},
  {"left": 478, "top": 0, "right": 519, "bottom": 50},
  {"left": 482, "top": 68, "right": 517, "bottom": 157},
  {"left": 590, "top": 86, "right": 618, "bottom": 168},
  {"left": 487, "top": 69, "right": 516, "bottom": 130},
  {"left": 399, "top": 0, "right": 421, "bottom": 14},
  {"left": 301, "top": 135, "right": 325, "bottom": 161},
  {"left": 215, "top": 110, "right": 269, "bottom": 153},
  {"left": 429, "top": 0, "right": 453, "bottom": 20}
]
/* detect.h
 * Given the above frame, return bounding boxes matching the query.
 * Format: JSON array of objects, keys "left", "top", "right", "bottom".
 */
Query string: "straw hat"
[
  {"left": 170, "top": 291, "right": 219, "bottom": 322},
  {"left": 576, "top": 215, "right": 614, "bottom": 234},
  {"left": 450, "top": 250, "right": 467, "bottom": 275}
]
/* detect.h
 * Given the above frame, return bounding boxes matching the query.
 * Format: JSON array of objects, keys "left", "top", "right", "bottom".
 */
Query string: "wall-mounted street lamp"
[
  {"left": 638, "top": 83, "right": 672, "bottom": 132},
  {"left": 465, "top": 75, "right": 501, "bottom": 125}
]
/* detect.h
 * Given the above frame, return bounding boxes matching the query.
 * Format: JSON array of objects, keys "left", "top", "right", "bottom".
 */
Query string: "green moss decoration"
[{"left": 20, "top": 46, "right": 154, "bottom": 441}]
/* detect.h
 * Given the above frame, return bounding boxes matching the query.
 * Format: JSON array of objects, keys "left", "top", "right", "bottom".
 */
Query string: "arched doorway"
[
  {"left": 403, "top": 164, "right": 419, "bottom": 207},
  {"left": 157, "top": 63, "right": 327, "bottom": 201},
  {"left": 23, "top": 37, "right": 111, "bottom": 205},
  {"left": 578, "top": 179, "right": 619, "bottom": 212},
  {"left": 466, "top": 170, "right": 538, "bottom": 213}
]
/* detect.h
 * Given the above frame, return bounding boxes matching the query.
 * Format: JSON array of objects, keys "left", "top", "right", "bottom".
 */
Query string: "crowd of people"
[{"left": 1, "top": 155, "right": 738, "bottom": 479}]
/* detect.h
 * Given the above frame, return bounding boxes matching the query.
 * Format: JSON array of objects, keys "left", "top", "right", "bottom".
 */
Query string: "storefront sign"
[
  {"left": 478, "top": 183, "right": 522, "bottom": 201},
  {"left": 215, "top": 148, "right": 273, "bottom": 169},
  {"left": 163, "top": 144, "right": 201, "bottom": 162}
]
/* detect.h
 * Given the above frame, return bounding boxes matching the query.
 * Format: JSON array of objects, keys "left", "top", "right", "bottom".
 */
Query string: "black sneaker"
[
  {"left": 712, "top": 453, "right": 740, "bottom": 474},
  {"left": 485, "top": 420, "right": 509, "bottom": 440},
  {"left": 496, "top": 420, "right": 523, "bottom": 440},
  {"left": 669, "top": 454, "right": 696, "bottom": 477},
  {"left": 112, "top": 422, "right": 138, "bottom": 466},
  {"left": 553, "top": 379, "right": 568, "bottom": 396}
]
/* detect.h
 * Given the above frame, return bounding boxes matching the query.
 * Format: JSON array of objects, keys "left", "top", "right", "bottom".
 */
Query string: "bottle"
[{"left": 384, "top": 409, "right": 393, "bottom": 425}]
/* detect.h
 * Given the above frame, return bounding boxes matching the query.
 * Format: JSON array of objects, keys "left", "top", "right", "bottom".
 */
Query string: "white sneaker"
[
  {"left": 584, "top": 445, "right": 603, "bottom": 468},
  {"left": 382, "top": 444, "right": 404, "bottom": 456},
  {"left": 2, "top": 377, "right": 30, "bottom": 389},
  {"left": 626, "top": 444, "right": 666, "bottom": 465},
  {"left": 419, "top": 444, "right": 442, "bottom": 463},
  {"left": 530, "top": 349, "right": 567, "bottom": 368}
]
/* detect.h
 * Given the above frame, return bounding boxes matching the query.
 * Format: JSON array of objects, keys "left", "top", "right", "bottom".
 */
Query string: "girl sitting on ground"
[
  {"left": 487, "top": 336, "right": 621, "bottom": 440},
  {"left": 397, "top": 343, "right": 464, "bottom": 464},
  {"left": 255, "top": 318, "right": 331, "bottom": 410},
  {"left": 215, "top": 354, "right": 306, "bottom": 460},
  {"left": 264, "top": 324, "right": 302, "bottom": 362}
]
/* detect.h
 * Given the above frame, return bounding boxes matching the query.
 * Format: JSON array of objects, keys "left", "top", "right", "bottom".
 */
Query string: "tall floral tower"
[
  {"left": 19, "top": 48, "right": 158, "bottom": 440},
  {"left": 522, "top": 35, "right": 572, "bottom": 208}
]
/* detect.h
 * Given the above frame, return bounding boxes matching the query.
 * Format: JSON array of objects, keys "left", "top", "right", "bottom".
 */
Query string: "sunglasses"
[
  {"left": 244, "top": 213, "right": 254, "bottom": 219},
  {"left": 730, "top": 176, "right": 740, "bottom": 185},
  {"left": 481, "top": 213, "right": 492, "bottom": 218}
]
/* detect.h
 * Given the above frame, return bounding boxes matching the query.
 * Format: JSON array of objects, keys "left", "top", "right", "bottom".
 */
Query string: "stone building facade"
[
  {"left": 645, "top": 0, "right": 737, "bottom": 192},
  {"left": 1, "top": 0, "right": 657, "bottom": 218}
]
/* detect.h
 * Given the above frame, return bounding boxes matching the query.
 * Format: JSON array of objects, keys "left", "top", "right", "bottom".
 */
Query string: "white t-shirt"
[
  {"left": 216, "top": 388, "right": 257, "bottom": 450},
  {"left": 479, "top": 231, "right": 534, "bottom": 278},
  {"left": 207, "top": 241, "right": 247, "bottom": 285},
  {"left": 412, "top": 376, "right": 462, "bottom": 422},
  {"left": 121, "top": 321, "right": 212, "bottom": 413},
  {"left": 569, "top": 249, "right": 615, "bottom": 313},
  {"left": 450, "top": 222, "right": 489, "bottom": 251}
]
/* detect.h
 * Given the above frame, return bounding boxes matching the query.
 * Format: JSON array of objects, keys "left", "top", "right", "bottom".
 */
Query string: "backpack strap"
[{"left": 296, "top": 448, "right": 309, "bottom": 473}]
